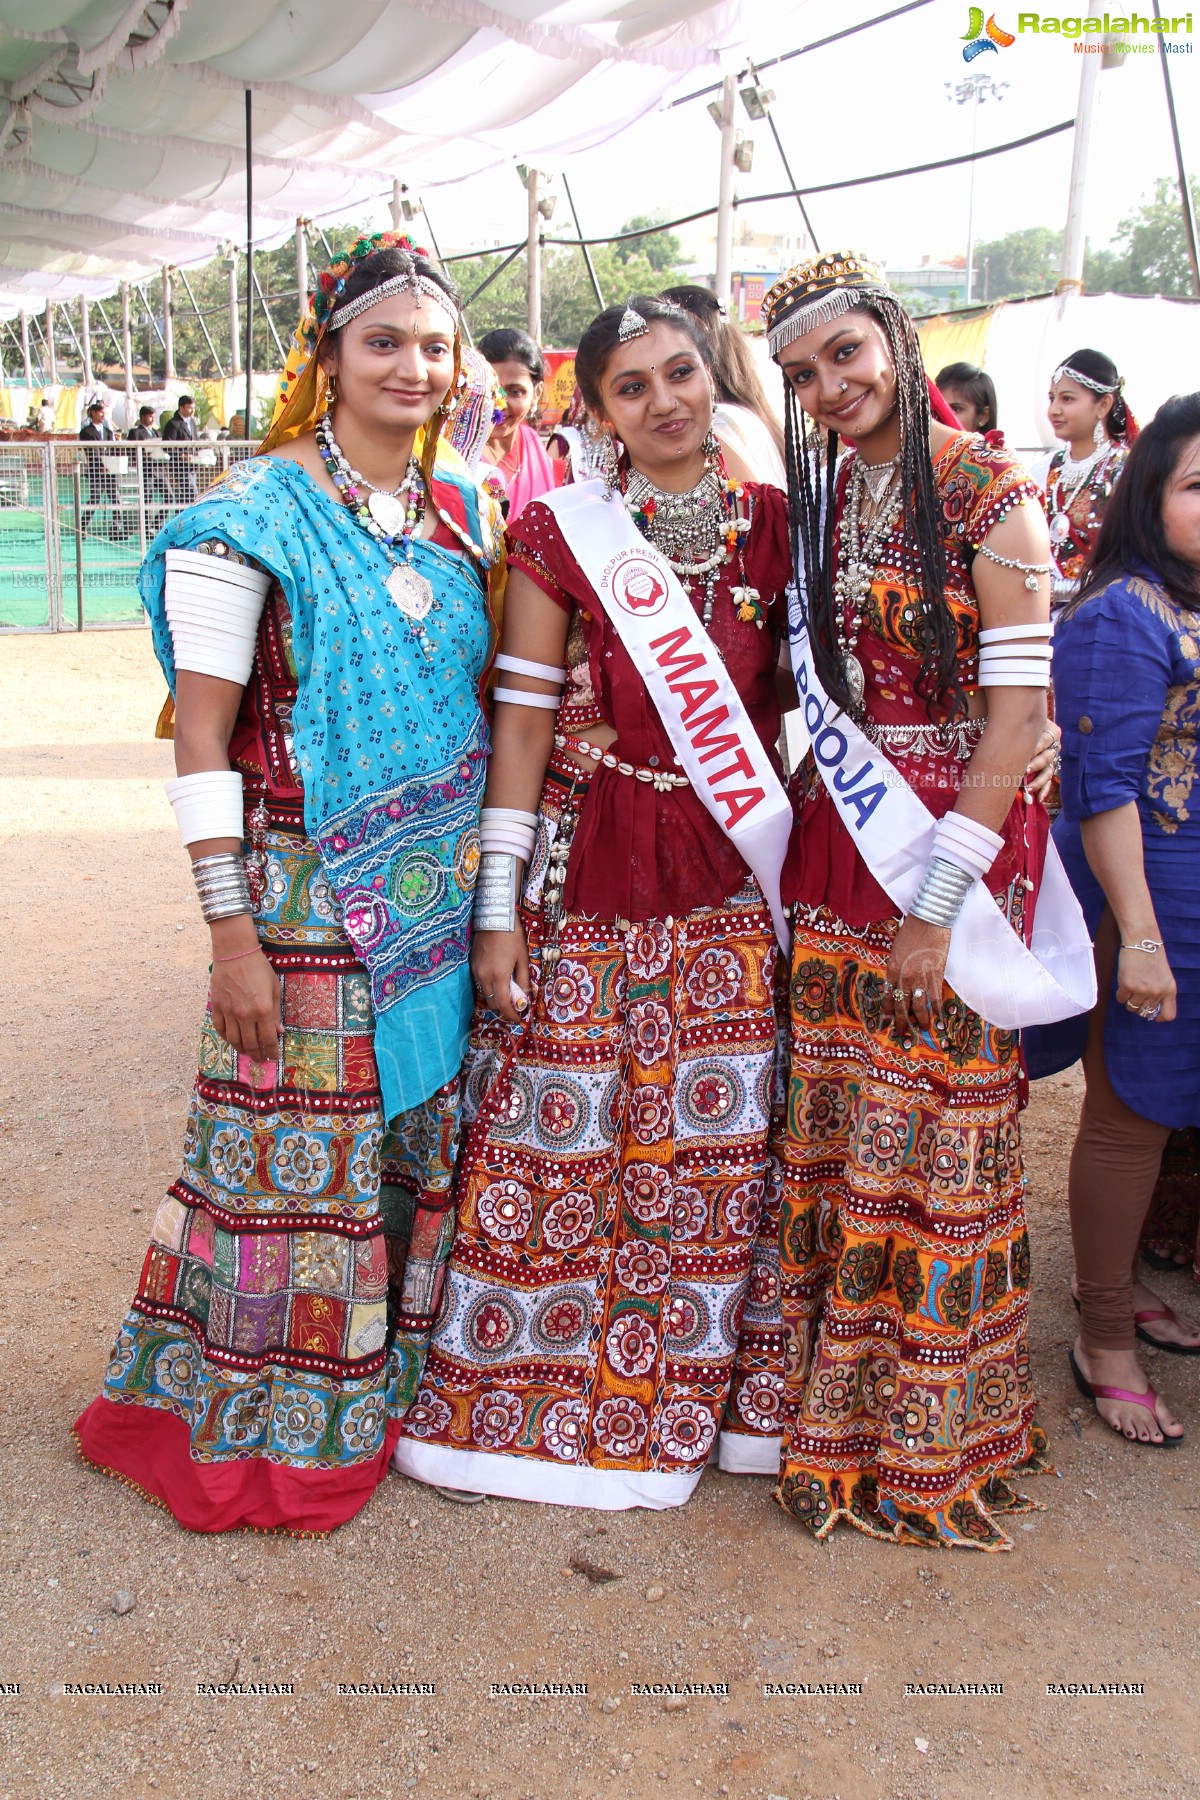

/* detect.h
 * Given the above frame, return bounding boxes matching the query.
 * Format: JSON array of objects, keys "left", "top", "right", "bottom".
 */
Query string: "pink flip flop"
[
  {"left": 1068, "top": 1350, "right": 1182, "bottom": 1448},
  {"left": 1134, "top": 1305, "right": 1200, "bottom": 1356}
]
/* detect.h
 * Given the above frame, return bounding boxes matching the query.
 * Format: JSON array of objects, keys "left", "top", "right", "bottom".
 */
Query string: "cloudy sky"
[{"left": 395, "top": 0, "right": 1199, "bottom": 274}]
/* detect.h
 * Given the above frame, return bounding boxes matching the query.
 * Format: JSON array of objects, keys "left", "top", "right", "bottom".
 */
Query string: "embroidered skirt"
[
  {"left": 392, "top": 761, "right": 779, "bottom": 1509},
  {"left": 770, "top": 904, "right": 1048, "bottom": 1552},
  {"left": 74, "top": 821, "right": 461, "bottom": 1536}
]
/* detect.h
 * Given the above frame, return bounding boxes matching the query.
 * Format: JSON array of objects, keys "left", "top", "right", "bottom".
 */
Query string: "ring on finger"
[
  {"left": 1139, "top": 1002, "right": 1162, "bottom": 1021},
  {"left": 912, "top": 987, "right": 925, "bottom": 1001}
]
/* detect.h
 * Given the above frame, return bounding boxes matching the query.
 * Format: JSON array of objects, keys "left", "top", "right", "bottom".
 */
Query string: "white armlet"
[
  {"left": 165, "top": 769, "right": 244, "bottom": 846},
  {"left": 493, "top": 687, "right": 561, "bottom": 710},
  {"left": 165, "top": 547, "right": 271, "bottom": 686}
]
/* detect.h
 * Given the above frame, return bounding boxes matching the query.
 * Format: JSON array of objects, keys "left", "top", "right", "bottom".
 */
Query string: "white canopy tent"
[{"left": 0, "top": 0, "right": 751, "bottom": 312}]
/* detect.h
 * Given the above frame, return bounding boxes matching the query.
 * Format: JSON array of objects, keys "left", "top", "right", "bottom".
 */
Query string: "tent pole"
[
  {"left": 561, "top": 173, "right": 605, "bottom": 311},
  {"left": 81, "top": 297, "right": 93, "bottom": 389},
  {"left": 20, "top": 310, "right": 31, "bottom": 390},
  {"left": 45, "top": 302, "right": 58, "bottom": 385},
  {"left": 163, "top": 264, "right": 176, "bottom": 379},
  {"left": 527, "top": 168, "right": 542, "bottom": 340},
  {"left": 295, "top": 218, "right": 309, "bottom": 318},
  {"left": 1152, "top": 0, "right": 1199, "bottom": 296},
  {"left": 714, "top": 74, "right": 737, "bottom": 307},
  {"left": 228, "top": 258, "right": 240, "bottom": 376},
  {"left": 176, "top": 267, "right": 224, "bottom": 378},
  {"left": 121, "top": 281, "right": 134, "bottom": 417},
  {"left": 245, "top": 87, "right": 254, "bottom": 438},
  {"left": 1057, "top": 1, "right": 1102, "bottom": 293}
]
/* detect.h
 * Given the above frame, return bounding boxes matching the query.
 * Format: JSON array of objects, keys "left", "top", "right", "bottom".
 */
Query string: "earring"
[
  {"left": 1093, "top": 418, "right": 1106, "bottom": 448},
  {"left": 324, "top": 371, "right": 338, "bottom": 406},
  {"left": 599, "top": 431, "right": 623, "bottom": 499},
  {"left": 702, "top": 426, "right": 721, "bottom": 469}
]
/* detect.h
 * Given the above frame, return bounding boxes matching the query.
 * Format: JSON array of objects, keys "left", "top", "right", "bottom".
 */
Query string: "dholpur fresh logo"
[{"left": 962, "top": 8, "right": 1016, "bottom": 58}]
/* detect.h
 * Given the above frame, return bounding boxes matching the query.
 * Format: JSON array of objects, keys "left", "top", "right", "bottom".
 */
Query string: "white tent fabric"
[
  {"left": 915, "top": 292, "right": 1200, "bottom": 458},
  {"left": 0, "top": 0, "right": 747, "bottom": 312}
]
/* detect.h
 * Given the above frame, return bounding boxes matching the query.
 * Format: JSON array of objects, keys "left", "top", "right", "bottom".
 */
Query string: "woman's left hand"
[
  {"left": 1024, "top": 718, "right": 1062, "bottom": 805},
  {"left": 884, "top": 916, "right": 952, "bottom": 1037}
]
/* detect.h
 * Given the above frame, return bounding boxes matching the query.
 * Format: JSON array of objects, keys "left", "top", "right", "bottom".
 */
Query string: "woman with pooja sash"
[
  {"left": 392, "top": 295, "right": 794, "bottom": 1507},
  {"left": 74, "top": 235, "right": 503, "bottom": 1535},
  {"left": 761, "top": 251, "right": 1089, "bottom": 1551}
]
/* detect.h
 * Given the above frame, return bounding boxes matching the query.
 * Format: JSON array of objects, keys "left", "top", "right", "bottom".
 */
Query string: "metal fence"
[{"left": 0, "top": 440, "right": 257, "bottom": 631}]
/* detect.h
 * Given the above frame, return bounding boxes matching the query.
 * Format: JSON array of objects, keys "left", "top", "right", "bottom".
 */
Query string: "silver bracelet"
[
  {"left": 908, "top": 856, "right": 976, "bottom": 929},
  {"left": 473, "top": 851, "right": 520, "bottom": 933},
  {"left": 972, "top": 541, "right": 1054, "bottom": 592},
  {"left": 1121, "top": 937, "right": 1163, "bottom": 953},
  {"left": 192, "top": 851, "right": 253, "bottom": 922}
]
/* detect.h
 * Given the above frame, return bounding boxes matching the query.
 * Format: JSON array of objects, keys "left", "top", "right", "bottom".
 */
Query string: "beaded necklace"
[
  {"left": 622, "top": 466, "right": 761, "bottom": 627},
  {"left": 833, "top": 456, "right": 902, "bottom": 712}
]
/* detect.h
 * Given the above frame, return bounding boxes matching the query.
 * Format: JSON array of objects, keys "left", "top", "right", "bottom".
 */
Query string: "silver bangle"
[
  {"left": 908, "top": 855, "right": 976, "bottom": 929},
  {"left": 1121, "top": 938, "right": 1163, "bottom": 953},
  {"left": 192, "top": 851, "right": 253, "bottom": 922},
  {"left": 473, "top": 851, "right": 520, "bottom": 933}
]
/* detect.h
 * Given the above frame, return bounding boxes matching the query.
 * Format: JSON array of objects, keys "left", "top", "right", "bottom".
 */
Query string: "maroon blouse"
[{"left": 509, "top": 484, "right": 793, "bottom": 921}]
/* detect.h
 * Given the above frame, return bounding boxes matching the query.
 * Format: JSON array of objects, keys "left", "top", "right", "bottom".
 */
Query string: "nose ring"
[{"left": 839, "top": 382, "right": 849, "bottom": 393}]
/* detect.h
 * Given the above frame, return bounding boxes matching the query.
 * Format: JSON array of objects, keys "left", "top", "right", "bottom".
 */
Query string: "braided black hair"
[{"left": 783, "top": 293, "right": 963, "bottom": 721}]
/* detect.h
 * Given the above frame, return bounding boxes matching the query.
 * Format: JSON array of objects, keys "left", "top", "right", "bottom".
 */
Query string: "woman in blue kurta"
[
  {"left": 74, "top": 236, "right": 503, "bottom": 1532},
  {"left": 1039, "top": 393, "right": 1200, "bottom": 1446}
]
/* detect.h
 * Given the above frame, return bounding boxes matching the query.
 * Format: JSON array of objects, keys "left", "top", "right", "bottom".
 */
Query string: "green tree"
[
  {"left": 971, "top": 226, "right": 1060, "bottom": 300},
  {"left": 1095, "top": 176, "right": 1200, "bottom": 296}
]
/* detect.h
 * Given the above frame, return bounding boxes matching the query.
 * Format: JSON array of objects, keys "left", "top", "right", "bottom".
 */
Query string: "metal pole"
[
  {"left": 20, "top": 310, "right": 31, "bottom": 390},
  {"left": 1058, "top": 1, "right": 1103, "bottom": 292},
  {"left": 136, "top": 443, "right": 148, "bottom": 556},
  {"left": 120, "top": 281, "right": 134, "bottom": 420},
  {"left": 72, "top": 466, "right": 85, "bottom": 631},
  {"left": 81, "top": 297, "right": 93, "bottom": 388},
  {"left": 45, "top": 301, "right": 58, "bottom": 384},
  {"left": 965, "top": 92, "right": 980, "bottom": 304},
  {"left": 163, "top": 264, "right": 176, "bottom": 379},
  {"left": 714, "top": 74, "right": 737, "bottom": 307},
  {"left": 295, "top": 217, "right": 309, "bottom": 316},
  {"left": 178, "top": 267, "right": 225, "bottom": 377},
  {"left": 391, "top": 177, "right": 403, "bottom": 231},
  {"left": 244, "top": 87, "right": 253, "bottom": 442},
  {"left": 1152, "top": 0, "right": 1200, "bottom": 296},
  {"left": 527, "top": 169, "right": 542, "bottom": 340},
  {"left": 561, "top": 172, "right": 605, "bottom": 312},
  {"left": 228, "top": 259, "right": 240, "bottom": 376}
]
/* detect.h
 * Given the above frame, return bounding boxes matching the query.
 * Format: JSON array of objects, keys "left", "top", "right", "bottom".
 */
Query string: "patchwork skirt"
[
  {"left": 392, "top": 760, "right": 780, "bottom": 1509},
  {"left": 74, "top": 819, "right": 461, "bottom": 1535},
  {"left": 771, "top": 903, "right": 1049, "bottom": 1552}
]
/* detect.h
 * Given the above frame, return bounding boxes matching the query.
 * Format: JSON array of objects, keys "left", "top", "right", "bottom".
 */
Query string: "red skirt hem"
[{"left": 73, "top": 1397, "right": 401, "bottom": 1537}]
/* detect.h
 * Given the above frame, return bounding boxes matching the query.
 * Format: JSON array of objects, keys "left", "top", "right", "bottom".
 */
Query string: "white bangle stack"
[
  {"left": 165, "top": 769, "right": 244, "bottom": 847},
  {"left": 908, "top": 813, "right": 1004, "bottom": 928},
  {"left": 479, "top": 806, "right": 538, "bottom": 862},
  {"left": 977, "top": 622, "right": 1052, "bottom": 689},
  {"left": 474, "top": 852, "right": 521, "bottom": 933},
  {"left": 492, "top": 650, "right": 566, "bottom": 713}
]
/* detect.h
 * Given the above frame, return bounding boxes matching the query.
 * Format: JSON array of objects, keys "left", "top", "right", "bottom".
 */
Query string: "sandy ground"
[{"left": 1, "top": 632, "right": 1198, "bottom": 1800}]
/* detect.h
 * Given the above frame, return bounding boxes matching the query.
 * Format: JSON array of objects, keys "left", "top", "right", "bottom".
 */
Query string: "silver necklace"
[
  {"left": 1049, "top": 446, "right": 1106, "bottom": 547},
  {"left": 624, "top": 466, "right": 736, "bottom": 626},
  {"left": 858, "top": 452, "right": 901, "bottom": 508},
  {"left": 833, "top": 459, "right": 901, "bottom": 711}
]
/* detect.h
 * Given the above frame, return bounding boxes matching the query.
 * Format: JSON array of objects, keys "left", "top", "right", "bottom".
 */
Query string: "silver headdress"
[
  {"left": 762, "top": 252, "right": 892, "bottom": 359},
  {"left": 329, "top": 265, "right": 457, "bottom": 331},
  {"left": 1052, "top": 362, "right": 1120, "bottom": 396},
  {"left": 617, "top": 304, "right": 650, "bottom": 343}
]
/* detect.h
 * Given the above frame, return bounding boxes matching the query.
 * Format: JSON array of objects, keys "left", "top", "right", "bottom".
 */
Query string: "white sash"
[
  {"left": 785, "top": 605, "right": 1095, "bottom": 1029},
  {"left": 543, "top": 480, "right": 792, "bottom": 948}
]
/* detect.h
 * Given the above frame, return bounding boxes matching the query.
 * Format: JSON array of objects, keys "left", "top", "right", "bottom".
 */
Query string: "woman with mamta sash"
[
  {"left": 392, "top": 295, "right": 795, "bottom": 1507},
  {"left": 761, "top": 252, "right": 1094, "bottom": 1550}
]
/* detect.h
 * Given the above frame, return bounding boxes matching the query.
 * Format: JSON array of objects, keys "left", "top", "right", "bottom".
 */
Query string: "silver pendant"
[
  {"left": 1049, "top": 512, "right": 1071, "bottom": 545},
  {"left": 387, "top": 563, "right": 434, "bottom": 621},
  {"left": 843, "top": 652, "right": 865, "bottom": 708},
  {"left": 368, "top": 490, "right": 409, "bottom": 538}
]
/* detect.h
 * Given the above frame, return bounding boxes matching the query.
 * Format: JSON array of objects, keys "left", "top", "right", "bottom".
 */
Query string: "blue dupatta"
[{"left": 141, "top": 454, "right": 496, "bottom": 1121}]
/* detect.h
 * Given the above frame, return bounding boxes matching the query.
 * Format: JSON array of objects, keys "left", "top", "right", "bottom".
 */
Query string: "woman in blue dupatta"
[{"left": 75, "top": 235, "right": 503, "bottom": 1534}]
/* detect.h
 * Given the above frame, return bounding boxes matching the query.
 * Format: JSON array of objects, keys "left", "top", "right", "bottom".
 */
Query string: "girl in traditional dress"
[
  {"left": 1044, "top": 349, "right": 1137, "bottom": 615},
  {"left": 479, "top": 327, "right": 560, "bottom": 518},
  {"left": 74, "top": 236, "right": 503, "bottom": 1534},
  {"left": 762, "top": 251, "right": 1086, "bottom": 1551},
  {"left": 935, "top": 361, "right": 1000, "bottom": 444},
  {"left": 392, "top": 295, "right": 794, "bottom": 1507}
]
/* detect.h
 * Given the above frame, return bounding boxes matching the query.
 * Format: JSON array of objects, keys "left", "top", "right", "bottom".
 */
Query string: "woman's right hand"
[
  {"left": 210, "top": 948, "right": 282, "bottom": 1062},
  {"left": 471, "top": 926, "right": 531, "bottom": 1024},
  {"left": 1116, "top": 942, "right": 1177, "bottom": 1024}
]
